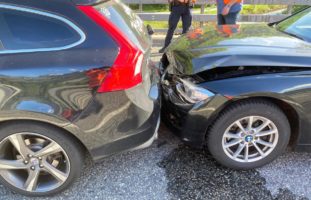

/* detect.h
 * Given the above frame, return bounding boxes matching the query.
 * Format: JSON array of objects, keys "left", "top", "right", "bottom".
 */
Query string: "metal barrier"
[{"left": 123, "top": 0, "right": 311, "bottom": 31}]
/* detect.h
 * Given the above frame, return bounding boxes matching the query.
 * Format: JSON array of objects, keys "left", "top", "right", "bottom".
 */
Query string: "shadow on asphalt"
[{"left": 158, "top": 143, "right": 305, "bottom": 200}]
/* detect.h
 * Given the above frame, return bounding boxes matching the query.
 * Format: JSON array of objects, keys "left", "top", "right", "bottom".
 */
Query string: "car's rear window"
[
  {"left": 94, "top": 0, "right": 150, "bottom": 51},
  {"left": 0, "top": 7, "right": 83, "bottom": 51},
  {"left": 0, "top": 40, "right": 4, "bottom": 50}
]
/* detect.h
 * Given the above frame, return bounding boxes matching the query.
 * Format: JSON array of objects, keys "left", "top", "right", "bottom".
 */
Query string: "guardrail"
[{"left": 123, "top": 0, "right": 311, "bottom": 31}]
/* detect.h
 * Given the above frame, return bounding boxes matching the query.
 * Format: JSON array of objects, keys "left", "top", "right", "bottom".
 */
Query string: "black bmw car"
[
  {"left": 162, "top": 7, "right": 311, "bottom": 169},
  {"left": 0, "top": 0, "right": 160, "bottom": 196}
]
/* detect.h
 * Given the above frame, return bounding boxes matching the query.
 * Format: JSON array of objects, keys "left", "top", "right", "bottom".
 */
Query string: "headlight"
[{"left": 176, "top": 78, "right": 215, "bottom": 104}]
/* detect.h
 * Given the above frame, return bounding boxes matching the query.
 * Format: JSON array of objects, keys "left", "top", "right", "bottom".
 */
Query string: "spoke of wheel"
[
  {"left": 253, "top": 142, "right": 264, "bottom": 157},
  {"left": 255, "top": 119, "right": 271, "bottom": 133},
  {"left": 224, "top": 139, "right": 241, "bottom": 148},
  {"left": 256, "top": 139, "right": 274, "bottom": 148},
  {"left": 24, "top": 169, "right": 40, "bottom": 192},
  {"left": 0, "top": 159, "right": 28, "bottom": 170},
  {"left": 8, "top": 134, "right": 30, "bottom": 159},
  {"left": 43, "top": 161, "right": 67, "bottom": 182},
  {"left": 233, "top": 143, "right": 245, "bottom": 158},
  {"left": 244, "top": 143, "right": 249, "bottom": 162},
  {"left": 256, "top": 129, "right": 276, "bottom": 137},
  {"left": 235, "top": 121, "right": 247, "bottom": 134},
  {"left": 224, "top": 132, "right": 241, "bottom": 139},
  {"left": 34, "top": 142, "right": 62, "bottom": 157},
  {"left": 247, "top": 116, "right": 254, "bottom": 130}
]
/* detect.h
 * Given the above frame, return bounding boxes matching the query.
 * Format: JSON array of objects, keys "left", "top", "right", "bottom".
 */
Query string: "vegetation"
[
  {"left": 130, "top": 4, "right": 287, "bottom": 14},
  {"left": 130, "top": 4, "right": 310, "bottom": 29},
  {"left": 292, "top": 5, "right": 309, "bottom": 13},
  {"left": 130, "top": 4, "right": 168, "bottom": 12},
  {"left": 241, "top": 5, "right": 286, "bottom": 14}
]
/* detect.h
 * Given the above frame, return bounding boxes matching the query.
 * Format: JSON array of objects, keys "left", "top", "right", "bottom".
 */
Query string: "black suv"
[{"left": 0, "top": 0, "right": 160, "bottom": 196}]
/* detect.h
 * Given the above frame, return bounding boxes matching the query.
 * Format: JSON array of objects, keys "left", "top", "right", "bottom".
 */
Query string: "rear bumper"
[
  {"left": 89, "top": 94, "right": 161, "bottom": 161},
  {"left": 162, "top": 87, "right": 229, "bottom": 148},
  {"left": 68, "top": 61, "right": 161, "bottom": 160}
]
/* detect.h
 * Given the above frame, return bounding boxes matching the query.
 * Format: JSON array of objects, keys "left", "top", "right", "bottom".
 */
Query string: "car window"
[
  {"left": 277, "top": 8, "right": 311, "bottom": 42},
  {"left": 0, "top": 6, "right": 84, "bottom": 52},
  {"left": 94, "top": 0, "right": 150, "bottom": 51},
  {"left": 0, "top": 40, "right": 4, "bottom": 50}
]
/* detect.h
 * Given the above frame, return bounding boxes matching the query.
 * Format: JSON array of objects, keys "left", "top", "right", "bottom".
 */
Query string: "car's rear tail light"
[{"left": 78, "top": 6, "right": 143, "bottom": 92}]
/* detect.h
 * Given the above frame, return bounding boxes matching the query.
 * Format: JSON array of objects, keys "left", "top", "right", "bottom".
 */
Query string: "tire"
[
  {"left": 207, "top": 100, "right": 290, "bottom": 170},
  {"left": 0, "top": 121, "right": 84, "bottom": 196}
]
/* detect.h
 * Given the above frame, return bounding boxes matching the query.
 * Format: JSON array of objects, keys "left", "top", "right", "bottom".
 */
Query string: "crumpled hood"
[{"left": 165, "top": 23, "right": 311, "bottom": 75}]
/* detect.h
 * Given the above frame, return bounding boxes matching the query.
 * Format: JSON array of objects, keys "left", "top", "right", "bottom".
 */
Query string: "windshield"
[{"left": 276, "top": 7, "right": 311, "bottom": 42}]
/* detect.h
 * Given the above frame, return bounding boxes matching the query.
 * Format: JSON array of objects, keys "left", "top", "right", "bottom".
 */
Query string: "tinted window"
[
  {"left": 277, "top": 8, "right": 311, "bottom": 42},
  {"left": 0, "top": 40, "right": 4, "bottom": 50},
  {"left": 95, "top": 0, "right": 150, "bottom": 51},
  {"left": 0, "top": 7, "right": 82, "bottom": 51}
]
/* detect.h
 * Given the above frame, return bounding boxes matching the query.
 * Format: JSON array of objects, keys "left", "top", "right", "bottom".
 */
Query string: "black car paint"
[
  {"left": 162, "top": 22, "right": 311, "bottom": 151},
  {"left": 165, "top": 23, "right": 311, "bottom": 75},
  {"left": 0, "top": 0, "right": 160, "bottom": 160}
]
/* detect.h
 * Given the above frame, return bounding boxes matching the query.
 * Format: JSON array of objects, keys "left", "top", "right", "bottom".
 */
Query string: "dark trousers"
[
  {"left": 217, "top": 12, "right": 239, "bottom": 25},
  {"left": 163, "top": 5, "right": 192, "bottom": 48}
]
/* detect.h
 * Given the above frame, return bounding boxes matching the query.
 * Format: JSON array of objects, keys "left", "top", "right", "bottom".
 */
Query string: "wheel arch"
[{"left": 0, "top": 119, "right": 90, "bottom": 156}]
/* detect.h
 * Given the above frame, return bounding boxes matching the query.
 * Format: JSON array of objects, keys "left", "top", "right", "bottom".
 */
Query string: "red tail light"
[{"left": 78, "top": 6, "right": 143, "bottom": 92}]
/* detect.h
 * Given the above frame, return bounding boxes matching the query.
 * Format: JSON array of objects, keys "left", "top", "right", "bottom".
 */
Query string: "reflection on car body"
[{"left": 0, "top": 0, "right": 160, "bottom": 196}]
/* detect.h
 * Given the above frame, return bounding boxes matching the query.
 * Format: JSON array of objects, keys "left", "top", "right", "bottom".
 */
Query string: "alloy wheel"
[
  {"left": 0, "top": 132, "right": 70, "bottom": 193},
  {"left": 222, "top": 116, "right": 279, "bottom": 163}
]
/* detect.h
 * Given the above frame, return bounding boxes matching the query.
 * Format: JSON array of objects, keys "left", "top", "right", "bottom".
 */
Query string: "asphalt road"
[{"left": 0, "top": 125, "right": 310, "bottom": 200}]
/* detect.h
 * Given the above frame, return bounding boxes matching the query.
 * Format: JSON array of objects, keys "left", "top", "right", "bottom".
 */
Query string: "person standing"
[
  {"left": 217, "top": 0, "right": 243, "bottom": 25},
  {"left": 159, "top": 0, "right": 195, "bottom": 53}
]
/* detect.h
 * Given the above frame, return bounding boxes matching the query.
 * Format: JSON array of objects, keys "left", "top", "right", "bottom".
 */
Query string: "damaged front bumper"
[{"left": 161, "top": 71, "right": 229, "bottom": 147}]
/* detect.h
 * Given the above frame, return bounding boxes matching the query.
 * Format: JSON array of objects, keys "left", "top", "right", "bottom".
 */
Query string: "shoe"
[{"left": 158, "top": 47, "right": 166, "bottom": 54}]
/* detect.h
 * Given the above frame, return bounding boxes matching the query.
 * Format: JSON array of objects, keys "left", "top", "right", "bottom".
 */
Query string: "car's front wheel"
[
  {"left": 0, "top": 122, "right": 84, "bottom": 196},
  {"left": 207, "top": 100, "right": 290, "bottom": 170}
]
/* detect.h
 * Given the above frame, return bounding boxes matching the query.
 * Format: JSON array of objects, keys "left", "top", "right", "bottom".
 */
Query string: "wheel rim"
[
  {"left": 222, "top": 116, "right": 279, "bottom": 163},
  {"left": 0, "top": 132, "right": 70, "bottom": 193}
]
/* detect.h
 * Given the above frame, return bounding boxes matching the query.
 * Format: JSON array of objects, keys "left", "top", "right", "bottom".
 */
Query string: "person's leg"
[
  {"left": 217, "top": 14, "right": 225, "bottom": 25},
  {"left": 163, "top": 6, "right": 182, "bottom": 48},
  {"left": 181, "top": 6, "right": 192, "bottom": 34},
  {"left": 224, "top": 12, "right": 239, "bottom": 25}
]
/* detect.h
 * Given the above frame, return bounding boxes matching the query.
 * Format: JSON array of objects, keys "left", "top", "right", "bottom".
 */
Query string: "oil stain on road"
[{"left": 158, "top": 144, "right": 307, "bottom": 200}]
